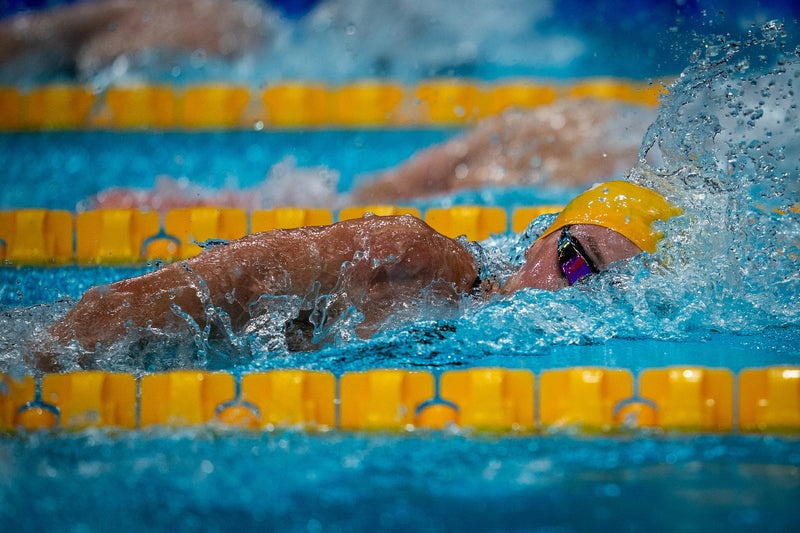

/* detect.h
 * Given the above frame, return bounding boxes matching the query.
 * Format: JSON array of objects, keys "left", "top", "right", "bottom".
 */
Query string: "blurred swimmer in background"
[
  {"left": 0, "top": 0, "right": 269, "bottom": 80},
  {"left": 0, "top": 1, "right": 654, "bottom": 209},
  {"left": 79, "top": 98, "right": 655, "bottom": 211},
  {"left": 351, "top": 99, "right": 654, "bottom": 203},
  {"left": 44, "top": 180, "right": 680, "bottom": 369}
]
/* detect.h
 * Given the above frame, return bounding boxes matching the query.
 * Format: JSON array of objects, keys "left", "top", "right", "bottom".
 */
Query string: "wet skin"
[
  {"left": 49, "top": 215, "right": 478, "bottom": 355},
  {"left": 48, "top": 217, "right": 642, "bottom": 362},
  {"left": 502, "top": 224, "right": 642, "bottom": 293}
]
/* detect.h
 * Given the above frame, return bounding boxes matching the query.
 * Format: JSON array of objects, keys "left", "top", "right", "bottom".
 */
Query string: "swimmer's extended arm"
[
  {"left": 47, "top": 216, "right": 478, "bottom": 362},
  {"left": 352, "top": 99, "right": 646, "bottom": 203}
]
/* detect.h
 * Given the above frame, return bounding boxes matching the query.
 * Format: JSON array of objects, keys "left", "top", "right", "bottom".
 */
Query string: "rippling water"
[
  {"left": 299, "top": 26, "right": 800, "bottom": 368},
  {"left": 2, "top": 26, "right": 800, "bottom": 374}
]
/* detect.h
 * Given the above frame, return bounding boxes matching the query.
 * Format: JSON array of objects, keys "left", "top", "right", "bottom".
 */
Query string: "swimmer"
[
  {"left": 352, "top": 99, "right": 655, "bottom": 203},
  {"left": 83, "top": 100, "right": 655, "bottom": 212},
  {"left": 45, "top": 181, "right": 680, "bottom": 368},
  {"left": 0, "top": 0, "right": 267, "bottom": 80}
]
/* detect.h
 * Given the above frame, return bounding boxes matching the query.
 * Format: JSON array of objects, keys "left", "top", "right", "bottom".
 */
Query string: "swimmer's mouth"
[{"left": 557, "top": 226, "right": 598, "bottom": 285}]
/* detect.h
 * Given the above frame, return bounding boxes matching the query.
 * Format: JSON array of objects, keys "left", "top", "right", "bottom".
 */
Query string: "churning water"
[{"left": 1, "top": 26, "right": 800, "bottom": 375}]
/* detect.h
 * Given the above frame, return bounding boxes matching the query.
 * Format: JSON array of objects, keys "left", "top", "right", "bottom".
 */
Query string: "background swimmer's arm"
[{"left": 351, "top": 100, "right": 646, "bottom": 203}]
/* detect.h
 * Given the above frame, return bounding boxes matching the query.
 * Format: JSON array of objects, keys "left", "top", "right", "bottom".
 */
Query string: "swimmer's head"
[
  {"left": 537, "top": 180, "right": 682, "bottom": 253},
  {"left": 503, "top": 180, "right": 681, "bottom": 292}
]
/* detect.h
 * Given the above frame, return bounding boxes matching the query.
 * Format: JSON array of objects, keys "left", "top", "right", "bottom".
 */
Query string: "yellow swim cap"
[{"left": 538, "top": 180, "right": 682, "bottom": 253}]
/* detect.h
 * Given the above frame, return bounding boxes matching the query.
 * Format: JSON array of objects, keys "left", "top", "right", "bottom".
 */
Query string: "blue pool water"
[
  {"left": 2, "top": 430, "right": 800, "bottom": 533},
  {"left": 0, "top": 129, "right": 579, "bottom": 213},
  {"left": 3, "top": 5, "right": 800, "bottom": 533},
  {"left": 0, "top": 130, "right": 454, "bottom": 209}
]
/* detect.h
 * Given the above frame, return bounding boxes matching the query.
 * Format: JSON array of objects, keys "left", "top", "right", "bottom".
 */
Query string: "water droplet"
[
  {"left": 736, "top": 58, "right": 749, "bottom": 73},
  {"left": 189, "top": 48, "right": 207, "bottom": 69},
  {"left": 760, "top": 19, "right": 785, "bottom": 42}
]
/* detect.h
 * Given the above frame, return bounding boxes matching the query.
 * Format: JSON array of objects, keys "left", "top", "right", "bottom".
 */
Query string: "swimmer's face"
[{"left": 503, "top": 224, "right": 642, "bottom": 293}]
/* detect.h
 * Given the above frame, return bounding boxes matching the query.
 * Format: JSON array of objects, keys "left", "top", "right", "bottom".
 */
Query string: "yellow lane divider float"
[
  {"left": 1, "top": 205, "right": 554, "bottom": 265},
  {"left": 4, "top": 203, "right": 796, "bottom": 265},
  {"left": 2, "top": 366, "right": 799, "bottom": 434},
  {"left": 0, "top": 79, "right": 668, "bottom": 131},
  {"left": 0, "top": 209, "right": 74, "bottom": 265}
]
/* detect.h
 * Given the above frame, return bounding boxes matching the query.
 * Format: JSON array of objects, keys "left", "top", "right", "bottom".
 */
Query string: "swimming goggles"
[{"left": 557, "top": 226, "right": 598, "bottom": 285}]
